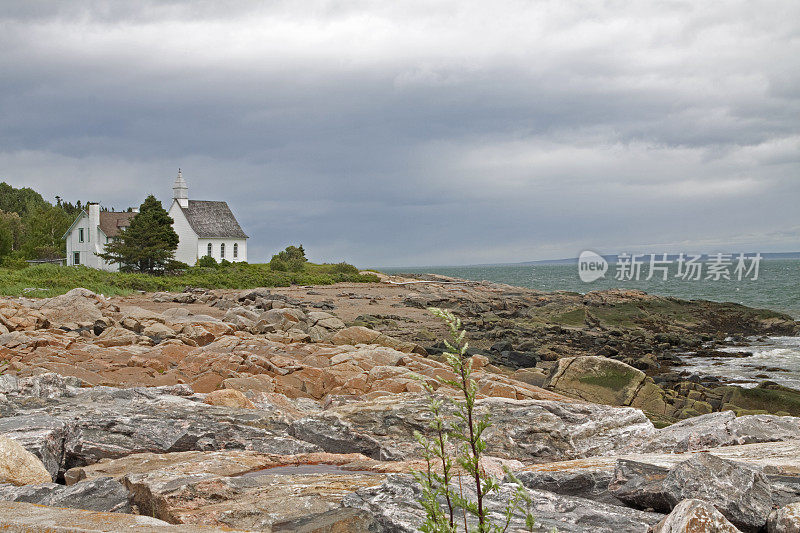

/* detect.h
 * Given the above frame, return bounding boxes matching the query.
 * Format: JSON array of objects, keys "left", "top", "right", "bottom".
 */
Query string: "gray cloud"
[{"left": 1, "top": 0, "right": 798, "bottom": 266}]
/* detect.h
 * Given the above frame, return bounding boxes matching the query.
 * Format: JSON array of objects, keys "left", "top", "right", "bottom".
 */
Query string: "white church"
[{"left": 63, "top": 171, "right": 248, "bottom": 270}]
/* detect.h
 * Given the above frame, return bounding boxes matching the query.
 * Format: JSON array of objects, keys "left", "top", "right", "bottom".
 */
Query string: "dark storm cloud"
[{"left": 1, "top": 0, "right": 798, "bottom": 266}]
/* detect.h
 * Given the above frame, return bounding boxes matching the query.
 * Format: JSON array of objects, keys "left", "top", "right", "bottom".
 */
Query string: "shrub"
[
  {"left": 413, "top": 308, "right": 534, "bottom": 533},
  {"left": 328, "top": 262, "right": 360, "bottom": 275},
  {"left": 1, "top": 254, "right": 28, "bottom": 270},
  {"left": 196, "top": 255, "right": 218, "bottom": 268},
  {"left": 270, "top": 245, "right": 306, "bottom": 272}
]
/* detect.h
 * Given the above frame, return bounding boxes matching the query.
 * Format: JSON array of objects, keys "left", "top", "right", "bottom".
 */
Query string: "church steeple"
[{"left": 173, "top": 168, "right": 188, "bottom": 208}]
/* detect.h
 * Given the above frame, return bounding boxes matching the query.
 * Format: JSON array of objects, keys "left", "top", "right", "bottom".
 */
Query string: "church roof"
[
  {"left": 180, "top": 200, "right": 248, "bottom": 239},
  {"left": 99, "top": 211, "right": 136, "bottom": 237}
]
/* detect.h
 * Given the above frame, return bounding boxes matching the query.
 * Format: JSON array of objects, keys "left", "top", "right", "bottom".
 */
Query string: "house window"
[
  {"left": 207, "top": 243, "right": 212, "bottom": 257},
  {"left": 78, "top": 228, "right": 84, "bottom": 243},
  {"left": 233, "top": 243, "right": 238, "bottom": 258},
  {"left": 220, "top": 243, "right": 225, "bottom": 259},
  {"left": 73, "top": 252, "right": 80, "bottom": 265}
]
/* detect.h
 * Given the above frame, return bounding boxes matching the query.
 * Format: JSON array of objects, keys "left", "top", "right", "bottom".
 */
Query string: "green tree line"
[{"left": 0, "top": 181, "right": 108, "bottom": 265}]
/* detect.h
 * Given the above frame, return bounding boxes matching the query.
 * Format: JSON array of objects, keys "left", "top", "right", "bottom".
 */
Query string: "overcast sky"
[{"left": 1, "top": 1, "right": 798, "bottom": 266}]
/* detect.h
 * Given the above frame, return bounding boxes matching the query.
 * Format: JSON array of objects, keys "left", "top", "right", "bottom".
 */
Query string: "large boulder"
[
  {"left": 344, "top": 474, "right": 664, "bottom": 532},
  {"left": 662, "top": 454, "right": 773, "bottom": 532},
  {"left": 0, "top": 436, "right": 52, "bottom": 485},
  {"left": 203, "top": 389, "right": 255, "bottom": 409},
  {"left": 290, "top": 393, "right": 655, "bottom": 462},
  {"left": 256, "top": 307, "right": 308, "bottom": 331},
  {"left": 141, "top": 322, "right": 177, "bottom": 342},
  {"left": 608, "top": 459, "right": 671, "bottom": 512},
  {"left": 545, "top": 356, "right": 669, "bottom": 414},
  {"left": 648, "top": 499, "right": 740, "bottom": 533},
  {"left": 514, "top": 439, "right": 800, "bottom": 522},
  {"left": 0, "top": 414, "right": 71, "bottom": 480},
  {"left": 95, "top": 326, "right": 141, "bottom": 347},
  {"left": 35, "top": 288, "right": 105, "bottom": 330},
  {"left": 610, "top": 453, "right": 773, "bottom": 532}
]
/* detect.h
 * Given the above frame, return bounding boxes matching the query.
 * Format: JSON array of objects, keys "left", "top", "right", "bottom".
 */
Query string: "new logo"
[{"left": 578, "top": 250, "right": 608, "bottom": 282}]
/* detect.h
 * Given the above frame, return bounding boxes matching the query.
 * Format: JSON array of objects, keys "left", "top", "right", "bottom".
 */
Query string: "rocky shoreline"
[{"left": 1, "top": 276, "right": 799, "bottom": 531}]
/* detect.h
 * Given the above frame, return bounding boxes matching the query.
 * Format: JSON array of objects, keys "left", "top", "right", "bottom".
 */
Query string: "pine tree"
[{"left": 98, "top": 195, "right": 179, "bottom": 273}]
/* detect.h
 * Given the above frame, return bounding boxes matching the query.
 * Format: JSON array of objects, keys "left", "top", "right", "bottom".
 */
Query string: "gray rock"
[
  {"left": 0, "top": 477, "right": 132, "bottom": 513},
  {"left": 2, "top": 381, "right": 319, "bottom": 472},
  {"left": 648, "top": 498, "right": 740, "bottom": 533},
  {"left": 767, "top": 474, "right": 800, "bottom": 508},
  {"left": 223, "top": 307, "right": 260, "bottom": 323},
  {"left": 343, "top": 474, "right": 664, "bottom": 533},
  {"left": 610, "top": 452, "right": 773, "bottom": 532},
  {"left": 0, "top": 414, "right": 71, "bottom": 480},
  {"left": 640, "top": 411, "right": 800, "bottom": 453},
  {"left": 608, "top": 460, "right": 671, "bottom": 512},
  {"left": 729, "top": 414, "right": 800, "bottom": 444},
  {"left": 292, "top": 393, "right": 655, "bottom": 462},
  {"left": 513, "top": 468, "right": 618, "bottom": 504},
  {"left": 258, "top": 308, "right": 308, "bottom": 331},
  {"left": 307, "top": 311, "right": 346, "bottom": 330},
  {"left": 0, "top": 372, "right": 81, "bottom": 400},
  {"left": 768, "top": 502, "right": 800, "bottom": 533},
  {"left": 290, "top": 413, "right": 393, "bottom": 460},
  {"left": 35, "top": 288, "right": 104, "bottom": 329},
  {"left": 661, "top": 453, "right": 773, "bottom": 532},
  {"left": 0, "top": 500, "right": 242, "bottom": 532}
]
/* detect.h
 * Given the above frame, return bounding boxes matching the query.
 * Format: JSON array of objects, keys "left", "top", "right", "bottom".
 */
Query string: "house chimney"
[
  {"left": 87, "top": 203, "right": 100, "bottom": 245},
  {"left": 173, "top": 168, "right": 189, "bottom": 208}
]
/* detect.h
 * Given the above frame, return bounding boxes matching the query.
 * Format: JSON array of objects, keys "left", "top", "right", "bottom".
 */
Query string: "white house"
[
  {"left": 63, "top": 204, "right": 136, "bottom": 271},
  {"left": 62, "top": 170, "right": 248, "bottom": 270},
  {"left": 168, "top": 170, "right": 248, "bottom": 265}
]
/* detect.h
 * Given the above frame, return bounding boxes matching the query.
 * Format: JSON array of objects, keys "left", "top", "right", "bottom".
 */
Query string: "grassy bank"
[{"left": 0, "top": 262, "right": 380, "bottom": 298}]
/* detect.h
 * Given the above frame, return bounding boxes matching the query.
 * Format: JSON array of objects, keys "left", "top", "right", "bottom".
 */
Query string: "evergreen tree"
[{"left": 98, "top": 195, "right": 179, "bottom": 273}]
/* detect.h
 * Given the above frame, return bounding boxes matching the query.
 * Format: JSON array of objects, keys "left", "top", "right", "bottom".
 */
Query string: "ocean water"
[{"left": 382, "top": 259, "right": 800, "bottom": 387}]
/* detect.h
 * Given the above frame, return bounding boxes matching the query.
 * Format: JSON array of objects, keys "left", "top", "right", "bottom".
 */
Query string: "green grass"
[
  {"left": 0, "top": 262, "right": 380, "bottom": 298},
  {"left": 578, "top": 369, "right": 639, "bottom": 391},
  {"left": 551, "top": 308, "right": 586, "bottom": 326}
]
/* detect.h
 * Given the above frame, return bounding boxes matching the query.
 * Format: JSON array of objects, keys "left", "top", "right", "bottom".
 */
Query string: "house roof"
[
  {"left": 180, "top": 200, "right": 248, "bottom": 239},
  {"left": 99, "top": 211, "right": 136, "bottom": 237}
]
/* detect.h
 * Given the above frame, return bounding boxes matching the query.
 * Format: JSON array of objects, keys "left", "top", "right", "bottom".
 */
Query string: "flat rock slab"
[
  {"left": 514, "top": 439, "right": 800, "bottom": 511},
  {"left": 640, "top": 411, "right": 800, "bottom": 453},
  {"left": 0, "top": 501, "right": 249, "bottom": 532},
  {"left": 0, "top": 477, "right": 131, "bottom": 513},
  {"left": 291, "top": 393, "right": 656, "bottom": 461},
  {"left": 62, "top": 450, "right": 398, "bottom": 531},
  {"left": 1, "top": 381, "right": 319, "bottom": 473},
  {"left": 64, "top": 450, "right": 379, "bottom": 485}
]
